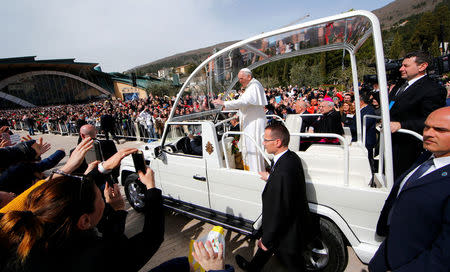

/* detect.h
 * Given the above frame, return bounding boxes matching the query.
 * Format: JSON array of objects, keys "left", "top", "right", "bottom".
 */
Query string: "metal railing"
[
  {"left": 12, "top": 119, "right": 162, "bottom": 143},
  {"left": 266, "top": 114, "right": 286, "bottom": 125},
  {"left": 362, "top": 114, "right": 381, "bottom": 146},
  {"left": 397, "top": 129, "right": 423, "bottom": 141},
  {"left": 221, "top": 131, "right": 271, "bottom": 169},
  {"left": 375, "top": 127, "right": 423, "bottom": 187}
]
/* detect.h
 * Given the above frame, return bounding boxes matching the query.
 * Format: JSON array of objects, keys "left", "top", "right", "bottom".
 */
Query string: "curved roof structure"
[
  {"left": 0, "top": 56, "right": 115, "bottom": 108},
  {"left": 169, "top": 10, "right": 383, "bottom": 122}
]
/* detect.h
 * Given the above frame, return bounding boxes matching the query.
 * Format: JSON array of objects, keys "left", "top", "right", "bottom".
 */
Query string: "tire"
[
  {"left": 304, "top": 218, "right": 348, "bottom": 272},
  {"left": 124, "top": 173, "right": 147, "bottom": 212}
]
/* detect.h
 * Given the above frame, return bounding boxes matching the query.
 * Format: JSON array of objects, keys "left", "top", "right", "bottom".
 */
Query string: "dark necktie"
[
  {"left": 387, "top": 158, "right": 434, "bottom": 225},
  {"left": 401, "top": 158, "right": 434, "bottom": 190},
  {"left": 270, "top": 160, "right": 275, "bottom": 173},
  {"left": 395, "top": 82, "right": 409, "bottom": 97}
]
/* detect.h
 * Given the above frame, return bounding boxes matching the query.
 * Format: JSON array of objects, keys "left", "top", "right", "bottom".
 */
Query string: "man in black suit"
[
  {"left": 369, "top": 106, "right": 450, "bottom": 271},
  {"left": 101, "top": 110, "right": 119, "bottom": 144},
  {"left": 71, "top": 124, "right": 118, "bottom": 182},
  {"left": 311, "top": 101, "right": 344, "bottom": 136},
  {"left": 235, "top": 122, "right": 313, "bottom": 271},
  {"left": 350, "top": 92, "right": 377, "bottom": 171},
  {"left": 305, "top": 101, "right": 344, "bottom": 146},
  {"left": 389, "top": 51, "right": 446, "bottom": 178}
]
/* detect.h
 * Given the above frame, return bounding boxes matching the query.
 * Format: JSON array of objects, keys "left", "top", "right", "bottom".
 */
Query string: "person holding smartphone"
[
  {"left": 0, "top": 146, "right": 164, "bottom": 272},
  {"left": 71, "top": 124, "right": 118, "bottom": 181}
]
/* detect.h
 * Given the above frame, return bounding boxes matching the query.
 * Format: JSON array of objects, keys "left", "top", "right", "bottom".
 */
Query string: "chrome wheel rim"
[{"left": 305, "top": 239, "right": 330, "bottom": 270}]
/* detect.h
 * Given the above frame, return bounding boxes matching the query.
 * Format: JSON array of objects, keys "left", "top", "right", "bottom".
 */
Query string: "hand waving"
[
  {"left": 31, "top": 137, "right": 51, "bottom": 158},
  {"left": 102, "top": 148, "right": 138, "bottom": 171},
  {"left": 59, "top": 137, "right": 93, "bottom": 174}
]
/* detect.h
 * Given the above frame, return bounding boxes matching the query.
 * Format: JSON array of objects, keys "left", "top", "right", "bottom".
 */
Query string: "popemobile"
[{"left": 119, "top": 10, "right": 423, "bottom": 271}]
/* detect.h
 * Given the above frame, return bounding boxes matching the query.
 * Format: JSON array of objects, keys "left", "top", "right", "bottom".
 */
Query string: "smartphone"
[
  {"left": 132, "top": 150, "right": 147, "bottom": 173},
  {"left": 85, "top": 140, "right": 103, "bottom": 164}
]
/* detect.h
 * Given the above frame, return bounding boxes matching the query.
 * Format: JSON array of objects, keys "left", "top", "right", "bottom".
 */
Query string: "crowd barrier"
[{"left": 10, "top": 119, "right": 160, "bottom": 143}]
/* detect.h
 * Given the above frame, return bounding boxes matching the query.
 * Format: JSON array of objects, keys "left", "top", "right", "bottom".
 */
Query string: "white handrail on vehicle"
[
  {"left": 362, "top": 114, "right": 381, "bottom": 146},
  {"left": 290, "top": 132, "right": 350, "bottom": 186},
  {"left": 376, "top": 128, "right": 423, "bottom": 187},
  {"left": 266, "top": 114, "right": 285, "bottom": 125},
  {"left": 222, "top": 110, "right": 238, "bottom": 114},
  {"left": 221, "top": 131, "right": 271, "bottom": 169},
  {"left": 397, "top": 129, "right": 423, "bottom": 141},
  {"left": 299, "top": 114, "right": 323, "bottom": 117},
  {"left": 215, "top": 116, "right": 236, "bottom": 127}
]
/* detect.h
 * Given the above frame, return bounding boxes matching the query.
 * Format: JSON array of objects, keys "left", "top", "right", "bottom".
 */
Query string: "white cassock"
[{"left": 224, "top": 78, "right": 267, "bottom": 172}]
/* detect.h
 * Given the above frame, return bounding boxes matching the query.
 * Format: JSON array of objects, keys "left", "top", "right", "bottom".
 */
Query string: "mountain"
[
  {"left": 124, "top": 41, "right": 238, "bottom": 75},
  {"left": 127, "top": 0, "right": 444, "bottom": 75},
  {"left": 373, "top": 0, "right": 444, "bottom": 28}
]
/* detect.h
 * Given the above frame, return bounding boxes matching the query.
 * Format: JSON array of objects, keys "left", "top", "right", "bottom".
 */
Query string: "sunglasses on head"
[{"left": 50, "top": 170, "right": 93, "bottom": 202}]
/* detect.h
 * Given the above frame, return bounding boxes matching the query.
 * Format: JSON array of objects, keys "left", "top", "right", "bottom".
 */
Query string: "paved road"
[{"left": 14, "top": 130, "right": 368, "bottom": 272}]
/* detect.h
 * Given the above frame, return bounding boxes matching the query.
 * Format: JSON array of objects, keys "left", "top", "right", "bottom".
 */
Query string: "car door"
[
  {"left": 207, "top": 168, "right": 264, "bottom": 222},
  {"left": 156, "top": 123, "right": 210, "bottom": 208}
]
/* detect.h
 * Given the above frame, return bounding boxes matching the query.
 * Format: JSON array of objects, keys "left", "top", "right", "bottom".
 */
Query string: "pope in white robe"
[{"left": 213, "top": 68, "right": 267, "bottom": 172}]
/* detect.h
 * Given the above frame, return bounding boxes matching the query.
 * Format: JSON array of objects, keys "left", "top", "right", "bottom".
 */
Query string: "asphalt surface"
[{"left": 13, "top": 130, "right": 368, "bottom": 272}]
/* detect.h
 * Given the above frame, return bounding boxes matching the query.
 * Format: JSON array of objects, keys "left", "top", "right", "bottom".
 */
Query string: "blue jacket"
[
  {"left": 369, "top": 151, "right": 450, "bottom": 271},
  {"left": 0, "top": 140, "right": 37, "bottom": 169}
]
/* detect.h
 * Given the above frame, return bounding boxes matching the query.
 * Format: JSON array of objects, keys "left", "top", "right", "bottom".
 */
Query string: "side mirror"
[{"left": 154, "top": 146, "right": 163, "bottom": 159}]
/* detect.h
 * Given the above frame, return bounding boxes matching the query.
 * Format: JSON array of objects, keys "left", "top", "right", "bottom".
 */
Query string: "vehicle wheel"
[
  {"left": 304, "top": 218, "right": 348, "bottom": 272},
  {"left": 124, "top": 173, "right": 146, "bottom": 212}
]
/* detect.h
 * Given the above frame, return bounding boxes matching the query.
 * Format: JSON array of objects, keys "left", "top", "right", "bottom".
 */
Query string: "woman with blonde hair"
[{"left": 339, "top": 101, "right": 355, "bottom": 127}]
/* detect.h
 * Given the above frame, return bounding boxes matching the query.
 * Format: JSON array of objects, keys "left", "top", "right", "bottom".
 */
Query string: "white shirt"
[
  {"left": 397, "top": 155, "right": 450, "bottom": 196},
  {"left": 404, "top": 74, "right": 426, "bottom": 92},
  {"left": 273, "top": 149, "right": 288, "bottom": 168},
  {"left": 267, "top": 149, "right": 288, "bottom": 179}
]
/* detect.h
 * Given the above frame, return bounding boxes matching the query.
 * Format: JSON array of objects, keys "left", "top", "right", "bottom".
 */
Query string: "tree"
[
  {"left": 389, "top": 31, "right": 404, "bottom": 59},
  {"left": 258, "top": 77, "right": 280, "bottom": 88},
  {"left": 146, "top": 82, "right": 179, "bottom": 97},
  {"left": 410, "top": 12, "right": 438, "bottom": 51},
  {"left": 185, "top": 63, "right": 197, "bottom": 76},
  {"left": 289, "top": 60, "right": 309, "bottom": 86},
  {"left": 319, "top": 53, "right": 327, "bottom": 80},
  {"left": 289, "top": 60, "right": 324, "bottom": 87},
  {"left": 431, "top": 36, "right": 441, "bottom": 57}
]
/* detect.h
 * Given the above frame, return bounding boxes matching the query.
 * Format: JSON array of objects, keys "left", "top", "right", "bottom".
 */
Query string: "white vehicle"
[{"left": 120, "top": 10, "right": 422, "bottom": 271}]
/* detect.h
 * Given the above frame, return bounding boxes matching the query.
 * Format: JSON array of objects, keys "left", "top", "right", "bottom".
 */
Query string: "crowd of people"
[
  {"left": 0, "top": 82, "right": 383, "bottom": 142},
  {"left": 0, "top": 137, "right": 234, "bottom": 272},
  {"left": 0, "top": 51, "right": 449, "bottom": 272}
]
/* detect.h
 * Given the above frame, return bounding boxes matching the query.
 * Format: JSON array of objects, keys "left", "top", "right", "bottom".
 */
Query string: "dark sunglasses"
[{"left": 50, "top": 170, "right": 91, "bottom": 201}]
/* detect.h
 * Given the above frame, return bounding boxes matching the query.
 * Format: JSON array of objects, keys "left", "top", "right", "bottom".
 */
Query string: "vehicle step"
[{"left": 162, "top": 197, "right": 255, "bottom": 236}]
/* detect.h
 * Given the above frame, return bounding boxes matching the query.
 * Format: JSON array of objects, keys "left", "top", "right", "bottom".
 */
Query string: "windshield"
[{"left": 170, "top": 13, "right": 372, "bottom": 122}]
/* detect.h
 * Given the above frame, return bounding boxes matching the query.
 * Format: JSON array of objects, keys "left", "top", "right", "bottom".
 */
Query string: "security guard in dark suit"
[
  {"left": 369, "top": 107, "right": 450, "bottom": 271},
  {"left": 236, "top": 122, "right": 314, "bottom": 271},
  {"left": 389, "top": 51, "right": 446, "bottom": 178}
]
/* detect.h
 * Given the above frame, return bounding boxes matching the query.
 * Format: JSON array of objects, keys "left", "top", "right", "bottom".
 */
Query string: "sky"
[{"left": 1, "top": 0, "right": 393, "bottom": 72}]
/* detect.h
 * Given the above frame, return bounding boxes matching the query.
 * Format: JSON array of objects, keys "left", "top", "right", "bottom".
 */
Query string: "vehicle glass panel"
[
  {"left": 164, "top": 124, "right": 203, "bottom": 157},
  {"left": 171, "top": 15, "right": 372, "bottom": 121}
]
